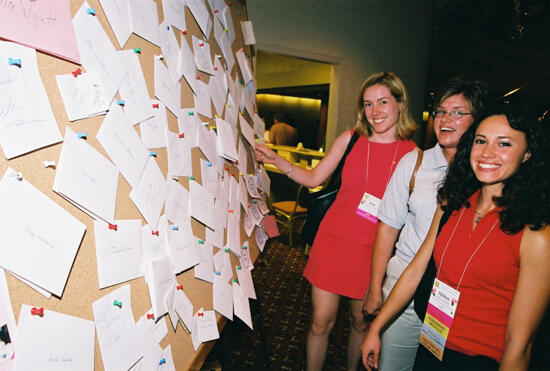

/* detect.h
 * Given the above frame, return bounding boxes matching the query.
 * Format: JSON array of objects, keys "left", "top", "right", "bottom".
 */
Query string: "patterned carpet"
[{"left": 205, "top": 228, "right": 351, "bottom": 371}]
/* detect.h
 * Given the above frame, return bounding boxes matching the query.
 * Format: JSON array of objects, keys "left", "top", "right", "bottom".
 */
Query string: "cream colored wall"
[{"left": 247, "top": 0, "right": 434, "bottom": 148}]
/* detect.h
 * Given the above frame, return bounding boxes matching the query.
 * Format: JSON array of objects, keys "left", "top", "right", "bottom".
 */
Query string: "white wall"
[{"left": 247, "top": 0, "right": 434, "bottom": 148}]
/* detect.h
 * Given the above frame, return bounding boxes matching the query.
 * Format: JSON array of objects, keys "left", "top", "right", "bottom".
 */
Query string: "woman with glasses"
[
  {"left": 361, "top": 78, "right": 495, "bottom": 370},
  {"left": 254, "top": 72, "right": 417, "bottom": 370},
  {"left": 362, "top": 103, "right": 550, "bottom": 370}
]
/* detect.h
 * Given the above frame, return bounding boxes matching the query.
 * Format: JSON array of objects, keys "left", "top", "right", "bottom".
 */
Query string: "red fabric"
[
  {"left": 303, "top": 133, "right": 415, "bottom": 299},
  {"left": 433, "top": 190, "right": 523, "bottom": 362}
]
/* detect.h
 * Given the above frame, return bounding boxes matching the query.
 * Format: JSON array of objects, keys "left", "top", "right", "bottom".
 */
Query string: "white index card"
[
  {"left": 56, "top": 71, "right": 109, "bottom": 121},
  {"left": 213, "top": 16, "right": 235, "bottom": 72},
  {"left": 200, "top": 158, "right": 218, "bottom": 196},
  {"left": 213, "top": 248, "right": 232, "bottom": 282},
  {"left": 165, "top": 180, "right": 190, "bottom": 226},
  {"left": 194, "top": 78, "right": 212, "bottom": 118},
  {"left": 245, "top": 174, "right": 260, "bottom": 198},
  {"left": 0, "top": 168, "right": 85, "bottom": 297},
  {"left": 141, "top": 99, "right": 169, "bottom": 148},
  {"left": 94, "top": 219, "right": 143, "bottom": 289},
  {"left": 93, "top": 285, "right": 142, "bottom": 371},
  {"left": 142, "top": 215, "right": 170, "bottom": 265},
  {"left": 165, "top": 283, "right": 178, "bottom": 330},
  {"left": 253, "top": 112, "right": 266, "bottom": 141},
  {"left": 226, "top": 214, "right": 241, "bottom": 256},
  {"left": 98, "top": 0, "right": 132, "bottom": 48},
  {"left": 233, "top": 281, "right": 253, "bottom": 329},
  {"left": 129, "top": 156, "right": 167, "bottom": 230},
  {"left": 192, "top": 35, "right": 214, "bottom": 75},
  {"left": 154, "top": 57, "right": 181, "bottom": 116},
  {"left": 194, "top": 241, "right": 214, "bottom": 283},
  {"left": 215, "top": 117, "right": 238, "bottom": 162},
  {"left": 137, "top": 308, "right": 168, "bottom": 345},
  {"left": 196, "top": 309, "right": 220, "bottom": 343},
  {"left": 118, "top": 50, "right": 155, "bottom": 125},
  {"left": 240, "top": 242, "right": 253, "bottom": 271},
  {"left": 185, "top": 0, "right": 212, "bottom": 38},
  {"left": 54, "top": 126, "right": 119, "bottom": 224},
  {"left": 255, "top": 226, "right": 269, "bottom": 252},
  {"left": 73, "top": 1, "right": 126, "bottom": 103},
  {"left": 0, "top": 269, "right": 15, "bottom": 369},
  {"left": 129, "top": 0, "right": 161, "bottom": 46},
  {"left": 96, "top": 102, "right": 149, "bottom": 188},
  {"left": 166, "top": 130, "right": 192, "bottom": 177},
  {"left": 167, "top": 220, "right": 200, "bottom": 273},
  {"left": 213, "top": 273, "right": 233, "bottom": 320},
  {"left": 14, "top": 305, "right": 95, "bottom": 371},
  {"left": 132, "top": 320, "right": 163, "bottom": 371},
  {"left": 159, "top": 21, "right": 182, "bottom": 83},
  {"left": 162, "top": 0, "right": 187, "bottom": 31},
  {"left": 237, "top": 265, "right": 256, "bottom": 299},
  {"left": 179, "top": 36, "right": 198, "bottom": 94},
  {"left": 239, "top": 114, "right": 255, "bottom": 146},
  {"left": 243, "top": 212, "right": 254, "bottom": 237},
  {"left": 197, "top": 123, "right": 217, "bottom": 164},
  {"left": 189, "top": 180, "right": 215, "bottom": 228},
  {"left": 160, "top": 345, "right": 176, "bottom": 371},
  {"left": 145, "top": 254, "right": 177, "bottom": 319},
  {"left": 235, "top": 48, "right": 253, "bottom": 85},
  {"left": 237, "top": 139, "right": 248, "bottom": 175},
  {"left": 240, "top": 20, "right": 256, "bottom": 45},
  {"left": 0, "top": 42, "right": 62, "bottom": 159},
  {"left": 174, "top": 288, "right": 195, "bottom": 332}
]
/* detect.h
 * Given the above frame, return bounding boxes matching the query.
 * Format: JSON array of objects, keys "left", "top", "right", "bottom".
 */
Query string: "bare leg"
[
  {"left": 347, "top": 294, "right": 370, "bottom": 371},
  {"left": 307, "top": 285, "right": 340, "bottom": 371}
]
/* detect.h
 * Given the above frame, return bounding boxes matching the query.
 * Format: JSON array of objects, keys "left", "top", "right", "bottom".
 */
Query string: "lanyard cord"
[
  {"left": 365, "top": 140, "right": 399, "bottom": 190},
  {"left": 436, "top": 206, "right": 499, "bottom": 290}
]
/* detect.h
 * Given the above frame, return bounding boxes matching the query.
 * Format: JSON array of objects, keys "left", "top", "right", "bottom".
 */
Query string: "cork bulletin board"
[{"left": 0, "top": 0, "right": 266, "bottom": 369}]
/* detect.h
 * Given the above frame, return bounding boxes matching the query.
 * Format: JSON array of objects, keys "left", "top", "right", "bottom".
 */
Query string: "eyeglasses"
[{"left": 432, "top": 110, "right": 472, "bottom": 120}]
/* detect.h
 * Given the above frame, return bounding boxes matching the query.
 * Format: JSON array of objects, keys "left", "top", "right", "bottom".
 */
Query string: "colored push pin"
[
  {"left": 176, "top": 284, "right": 183, "bottom": 290},
  {"left": 15, "top": 172, "right": 23, "bottom": 181},
  {"left": 159, "top": 358, "right": 166, "bottom": 366},
  {"left": 166, "top": 25, "right": 170, "bottom": 30},
  {"left": 152, "top": 230, "right": 159, "bottom": 236},
  {"left": 197, "top": 312, "right": 204, "bottom": 317},
  {"left": 152, "top": 103, "right": 159, "bottom": 108},
  {"left": 171, "top": 225, "right": 179, "bottom": 231},
  {"left": 239, "top": 111, "right": 243, "bottom": 115},
  {"left": 113, "top": 300, "right": 122, "bottom": 308},
  {"left": 237, "top": 266, "right": 242, "bottom": 270},
  {"left": 239, "top": 79, "right": 244, "bottom": 84},
  {"left": 224, "top": 28, "right": 229, "bottom": 32},
  {"left": 181, "top": 30, "right": 187, "bottom": 35},
  {"left": 195, "top": 75, "right": 201, "bottom": 80},
  {"left": 215, "top": 114, "right": 220, "bottom": 118},
  {"left": 116, "top": 99, "right": 125, "bottom": 106},
  {"left": 178, "top": 133, "right": 185, "bottom": 138},
  {"left": 77, "top": 132, "right": 87, "bottom": 139},
  {"left": 155, "top": 54, "right": 164, "bottom": 60},
  {"left": 237, "top": 11, "right": 241, "bottom": 15},
  {"left": 198, "top": 239, "right": 204, "bottom": 244},
  {"left": 149, "top": 151, "right": 157, "bottom": 157},
  {"left": 72, "top": 68, "right": 82, "bottom": 77},
  {"left": 224, "top": 248, "right": 230, "bottom": 252},
  {"left": 188, "top": 111, "right": 194, "bottom": 116},
  {"left": 8, "top": 57, "right": 21, "bottom": 67},
  {"left": 43, "top": 160, "right": 56, "bottom": 168},
  {"left": 133, "top": 48, "right": 141, "bottom": 54},
  {"left": 31, "top": 307, "right": 44, "bottom": 317},
  {"left": 147, "top": 313, "right": 155, "bottom": 320},
  {"left": 215, "top": 271, "right": 221, "bottom": 275},
  {"left": 198, "top": 42, "right": 204, "bottom": 47},
  {"left": 254, "top": 138, "right": 260, "bottom": 143},
  {"left": 214, "top": 9, "right": 219, "bottom": 13},
  {"left": 226, "top": 104, "right": 231, "bottom": 108},
  {"left": 228, "top": 209, "right": 234, "bottom": 213},
  {"left": 242, "top": 245, "right": 248, "bottom": 250},
  {"left": 252, "top": 200, "right": 257, "bottom": 204},
  {"left": 189, "top": 176, "right": 196, "bottom": 180},
  {"left": 233, "top": 278, "right": 239, "bottom": 283},
  {"left": 214, "top": 66, "right": 218, "bottom": 71},
  {"left": 86, "top": 8, "right": 96, "bottom": 15},
  {"left": 108, "top": 223, "right": 118, "bottom": 231},
  {"left": 206, "top": 162, "right": 212, "bottom": 167}
]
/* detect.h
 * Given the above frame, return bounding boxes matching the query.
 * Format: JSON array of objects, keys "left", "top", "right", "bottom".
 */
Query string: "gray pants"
[{"left": 378, "top": 255, "right": 423, "bottom": 371}]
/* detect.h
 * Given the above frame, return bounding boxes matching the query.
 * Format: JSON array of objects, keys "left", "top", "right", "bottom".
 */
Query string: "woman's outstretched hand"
[
  {"left": 361, "top": 329, "right": 381, "bottom": 370},
  {"left": 253, "top": 143, "right": 278, "bottom": 164}
]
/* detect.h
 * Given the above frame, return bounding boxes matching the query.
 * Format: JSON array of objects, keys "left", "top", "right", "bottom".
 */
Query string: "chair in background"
[{"left": 271, "top": 185, "right": 308, "bottom": 248}]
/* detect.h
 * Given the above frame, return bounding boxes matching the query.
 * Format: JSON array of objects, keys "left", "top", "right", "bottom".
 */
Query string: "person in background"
[
  {"left": 254, "top": 72, "right": 417, "bottom": 371},
  {"left": 269, "top": 112, "right": 298, "bottom": 146},
  {"left": 362, "top": 104, "right": 550, "bottom": 370},
  {"left": 362, "top": 78, "right": 495, "bottom": 370}
]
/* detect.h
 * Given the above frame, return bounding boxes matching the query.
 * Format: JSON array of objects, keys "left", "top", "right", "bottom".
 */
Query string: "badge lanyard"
[
  {"left": 419, "top": 205, "right": 498, "bottom": 360},
  {"left": 356, "top": 140, "right": 399, "bottom": 223}
]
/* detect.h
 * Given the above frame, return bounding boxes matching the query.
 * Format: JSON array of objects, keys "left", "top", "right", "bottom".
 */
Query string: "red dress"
[
  {"left": 433, "top": 191, "right": 523, "bottom": 362},
  {"left": 303, "top": 133, "right": 415, "bottom": 299}
]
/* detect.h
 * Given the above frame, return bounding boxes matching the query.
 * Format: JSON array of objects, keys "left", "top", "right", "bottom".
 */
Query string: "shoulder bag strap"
[
  {"left": 326, "top": 131, "right": 360, "bottom": 188},
  {"left": 408, "top": 150, "right": 424, "bottom": 197}
]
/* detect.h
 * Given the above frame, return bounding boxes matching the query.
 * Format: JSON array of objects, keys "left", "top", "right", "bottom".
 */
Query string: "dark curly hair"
[{"left": 438, "top": 103, "right": 550, "bottom": 234}]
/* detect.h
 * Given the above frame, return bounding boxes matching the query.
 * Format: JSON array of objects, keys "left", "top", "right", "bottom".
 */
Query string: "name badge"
[
  {"left": 356, "top": 192, "right": 380, "bottom": 223},
  {"left": 419, "top": 278, "right": 460, "bottom": 360}
]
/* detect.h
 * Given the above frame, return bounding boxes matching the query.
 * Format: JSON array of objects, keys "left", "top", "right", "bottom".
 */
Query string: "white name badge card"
[
  {"left": 356, "top": 192, "right": 380, "bottom": 223},
  {"left": 419, "top": 278, "right": 460, "bottom": 360}
]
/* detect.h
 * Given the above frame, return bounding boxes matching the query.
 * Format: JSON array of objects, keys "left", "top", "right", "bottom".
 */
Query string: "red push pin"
[
  {"left": 196, "top": 75, "right": 201, "bottom": 80},
  {"left": 214, "top": 66, "right": 218, "bottom": 71},
  {"left": 228, "top": 209, "right": 234, "bottom": 213},
  {"left": 178, "top": 133, "right": 185, "bottom": 138},
  {"left": 147, "top": 313, "right": 155, "bottom": 320},
  {"left": 152, "top": 230, "right": 159, "bottom": 236},
  {"left": 182, "top": 30, "right": 187, "bottom": 35},
  {"left": 214, "top": 9, "right": 219, "bottom": 13},
  {"left": 176, "top": 284, "right": 183, "bottom": 290},
  {"left": 198, "top": 42, "right": 204, "bottom": 47},
  {"left": 72, "top": 68, "right": 82, "bottom": 77},
  {"left": 108, "top": 223, "right": 117, "bottom": 231},
  {"left": 31, "top": 307, "right": 44, "bottom": 317},
  {"left": 152, "top": 103, "right": 159, "bottom": 109},
  {"left": 197, "top": 312, "right": 204, "bottom": 317}
]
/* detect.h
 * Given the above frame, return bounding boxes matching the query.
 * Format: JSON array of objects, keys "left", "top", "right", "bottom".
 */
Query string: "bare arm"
[
  {"left": 361, "top": 206, "right": 444, "bottom": 370},
  {"left": 363, "top": 222, "right": 400, "bottom": 315},
  {"left": 253, "top": 131, "right": 353, "bottom": 188},
  {"left": 499, "top": 226, "right": 550, "bottom": 371}
]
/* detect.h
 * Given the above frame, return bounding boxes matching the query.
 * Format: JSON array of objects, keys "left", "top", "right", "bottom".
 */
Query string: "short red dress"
[{"left": 303, "top": 133, "right": 415, "bottom": 299}]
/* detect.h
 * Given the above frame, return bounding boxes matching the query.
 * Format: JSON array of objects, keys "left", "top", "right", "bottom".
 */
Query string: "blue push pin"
[
  {"left": 77, "top": 132, "right": 87, "bottom": 140},
  {"left": 86, "top": 8, "right": 96, "bottom": 15},
  {"left": 171, "top": 225, "right": 179, "bottom": 231},
  {"left": 116, "top": 99, "right": 125, "bottom": 106},
  {"left": 207, "top": 162, "right": 212, "bottom": 167},
  {"left": 149, "top": 151, "right": 157, "bottom": 157},
  {"left": 8, "top": 57, "right": 21, "bottom": 67},
  {"left": 159, "top": 358, "right": 166, "bottom": 365}
]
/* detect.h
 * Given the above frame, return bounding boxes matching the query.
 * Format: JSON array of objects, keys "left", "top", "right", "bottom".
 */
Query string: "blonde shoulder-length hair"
[{"left": 354, "top": 72, "right": 417, "bottom": 140}]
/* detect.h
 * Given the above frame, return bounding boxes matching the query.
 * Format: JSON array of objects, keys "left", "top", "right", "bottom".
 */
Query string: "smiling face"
[
  {"left": 470, "top": 114, "right": 530, "bottom": 190},
  {"left": 434, "top": 94, "right": 475, "bottom": 160},
  {"left": 363, "top": 84, "right": 402, "bottom": 142}
]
